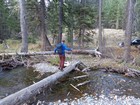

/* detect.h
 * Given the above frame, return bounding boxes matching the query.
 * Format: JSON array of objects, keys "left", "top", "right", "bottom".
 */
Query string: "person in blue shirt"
[{"left": 54, "top": 40, "right": 72, "bottom": 71}]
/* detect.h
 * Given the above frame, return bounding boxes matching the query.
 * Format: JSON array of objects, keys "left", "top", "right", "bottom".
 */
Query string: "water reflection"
[
  {"left": 0, "top": 67, "right": 45, "bottom": 97},
  {"left": 33, "top": 70, "right": 140, "bottom": 105},
  {"left": 1, "top": 68, "right": 140, "bottom": 105}
]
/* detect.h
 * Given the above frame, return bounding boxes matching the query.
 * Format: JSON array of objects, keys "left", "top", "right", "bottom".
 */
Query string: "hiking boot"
[
  {"left": 58, "top": 67, "right": 63, "bottom": 71},
  {"left": 60, "top": 68, "right": 64, "bottom": 71}
]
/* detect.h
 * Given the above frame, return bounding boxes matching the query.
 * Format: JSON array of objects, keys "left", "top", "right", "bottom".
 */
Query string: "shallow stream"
[
  {"left": 0, "top": 68, "right": 140, "bottom": 105},
  {"left": 0, "top": 67, "right": 49, "bottom": 98}
]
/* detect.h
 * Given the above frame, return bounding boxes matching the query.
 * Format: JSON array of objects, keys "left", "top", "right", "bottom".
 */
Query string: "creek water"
[
  {"left": 0, "top": 68, "right": 140, "bottom": 105},
  {"left": 0, "top": 67, "right": 49, "bottom": 98}
]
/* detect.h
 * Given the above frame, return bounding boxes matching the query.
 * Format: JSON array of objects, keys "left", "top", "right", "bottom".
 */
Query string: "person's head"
[{"left": 62, "top": 40, "right": 65, "bottom": 43}]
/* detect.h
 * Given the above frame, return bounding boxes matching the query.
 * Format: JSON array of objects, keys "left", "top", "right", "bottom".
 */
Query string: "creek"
[
  {"left": 0, "top": 67, "right": 50, "bottom": 98},
  {"left": 0, "top": 68, "right": 140, "bottom": 105}
]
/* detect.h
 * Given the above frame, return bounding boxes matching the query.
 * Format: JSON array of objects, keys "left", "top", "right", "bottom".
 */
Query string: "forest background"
[{"left": 0, "top": 0, "right": 140, "bottom": 63}]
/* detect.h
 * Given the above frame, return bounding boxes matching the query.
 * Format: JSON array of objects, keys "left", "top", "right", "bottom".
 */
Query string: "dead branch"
[
  {"left": 76, "top": 81, "right": 90, "bottom": 87},
  {"left": 82, "top": 67, "right": 91, "bottom": 72},
  {"left": 70, "top": 84, "right": 81, "bottom": 92},
  {"left": 73, "top": 75, "right": 88, "bottom": 79}
]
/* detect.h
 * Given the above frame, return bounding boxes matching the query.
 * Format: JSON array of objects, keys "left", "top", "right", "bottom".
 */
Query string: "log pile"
[
  {"left": 0, "top": 58, "right": 24, "bottom": 70},
  {"left": 103, "top": 67, "right": 140, "bottom": 77}
]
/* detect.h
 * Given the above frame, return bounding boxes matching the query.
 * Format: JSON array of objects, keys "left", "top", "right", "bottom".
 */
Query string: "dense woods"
[{"left": 0, "top": 0, "right": 140, "bottom": 62}]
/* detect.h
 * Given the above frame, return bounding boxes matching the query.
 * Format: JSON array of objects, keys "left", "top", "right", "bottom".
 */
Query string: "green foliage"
[
  {"left": 48, "top": 56, "right": 59, "bottom": 66},
  {"left": 0, "top": 0, "right": 20, "bottom": 40},
  {"left": 47, "top": 0, "right": 97, "bottom": 39},
  {"left": 73, "top": 4, "right": 96, "bottom": 29},
  {"left": 26, "top": 0, "right": 40, "bottom": 39},
  {"left": 2, "top": 0, "right": 140, "bottom": 44},
  {"left": 47, "top": 0, "right": 59, "bottom": 35},
  {"left": 28, "top": 35, "right": 36, "bottom": 44},
  {"left": 103, "top": 0, "right": 126, "bottom": 28}
]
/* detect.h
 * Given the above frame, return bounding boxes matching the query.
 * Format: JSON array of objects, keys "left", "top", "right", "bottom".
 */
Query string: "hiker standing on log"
[{"left": 54, "top": 40, "right": 72, "bottom": 71}]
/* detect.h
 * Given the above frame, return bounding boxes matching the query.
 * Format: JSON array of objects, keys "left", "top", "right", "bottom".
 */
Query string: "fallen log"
[
  {"left": 0, "top": 49, "right": 101, "bottom": 70},
  {"left": 0, "top": 61, "right": 81, "bottom": 105},
  {"left": 67, "top": 49, "right": 102, "bottom": 57},
  {"left": 0, "top": 49, "right": 102, "bottom": 57},
  {"left": 0, "top": 51, "right": 54, "bottom": 56}
]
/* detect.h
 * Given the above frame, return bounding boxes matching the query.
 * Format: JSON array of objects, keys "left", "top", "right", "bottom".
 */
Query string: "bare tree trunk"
[
  {"left": 78, "top": 28, "right": 82, "bottom": 48},
  {"left": 116, "top": 3, "right": 120, "bottom": 29},
  {"left": 19, "top": 0, "right": 28, "bottom": 53},
  {"left": 70, "top": 28, "right": 74, "bottom": 48},
  {"left": 81, "top": 28, "right": 85, "bottom": 47},
  {"left": 123, "top": 0, "right": 134, "bottom": 62},
  {"left": 40, "top": 0, "right": 52, "bottom": 51},
  {"left": 98, "top": 0, "right": 103, "bottom": 53},
  {"left": 58, "top": 0, "right": 63, "bottom": 43}
]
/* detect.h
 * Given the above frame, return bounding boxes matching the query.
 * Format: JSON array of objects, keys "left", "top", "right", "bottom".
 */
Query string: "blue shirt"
[{"left": 54, "top": 43, "right": 72, "bottom": 55}]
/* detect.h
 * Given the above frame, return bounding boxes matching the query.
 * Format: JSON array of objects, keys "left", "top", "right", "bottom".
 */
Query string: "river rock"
[{"left": 32, "top": 63, "right": 59, "bottom": 74}]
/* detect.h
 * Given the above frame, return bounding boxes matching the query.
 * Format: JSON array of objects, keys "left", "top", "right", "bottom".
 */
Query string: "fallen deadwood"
[
  {"left": 104, "top": 67, "right": 140, "bottom": 77},
  {"left": 0, "top": 50, "right": 101, "bottom": 70},
  {"left": 73, "top": 75, "right": 88, "bottom": 79},
  {"left": 0, "top": 51, "right": 54, "bottom": 57},
  {"left": 0, "top": 61, "right": 81, "bottom": 105},
  {"left": 82, "top": 67, "right": 91, "bottom": 72},
  {"left": 0, "top": 58, "right": 24, "bottom": 70},
  {"left": 68, "top": 50, "right": 102, "bottom": 57},
  {"left": 76, "top": 80, "right": 90, "bottom": 87},
  {"left": 0, "top": 49, "right": 102, "bottom": 57},
  {"left": 70, "top": 84, "right": 81, "bottom": 92},
  {"left": 70, "top": 81, "right": 90, "bottom": 93}
]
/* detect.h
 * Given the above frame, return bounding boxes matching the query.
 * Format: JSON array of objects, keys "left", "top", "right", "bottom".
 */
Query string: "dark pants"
[{"left": 59, "top": 55, "right": 65, "bottom": 69}]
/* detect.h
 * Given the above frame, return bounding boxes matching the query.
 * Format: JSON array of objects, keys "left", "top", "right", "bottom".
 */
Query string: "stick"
[
  {"left": 82, "top": 67, "right": 91, "bottom": 72},
  {"left": 73, "top": 75, "right": 88, "bottom": 79},
  {"left": 70, "top": 84, "right": 81, "bottom": 92},
  {"left": 76, "top": 80, "right": 90, "bottom": 87}
]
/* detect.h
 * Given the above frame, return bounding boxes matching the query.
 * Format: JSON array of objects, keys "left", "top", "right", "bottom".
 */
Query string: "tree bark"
[
  {"left": 19, "top": 0, "right": 28, "bottom": 53},
  {"left": 116, "top": 3, "right": 120, "bottom": 29},
  {"left": 98, "top": 0, "right": 103, "bottom": 53},
  {"left": 58, "top": 0, "right": 63, "bottom": 43},
  {"left": 123, "top": 0, "right": 134, "bottom": 62},
  {"left": 40, "top": 0, "right": 52, "bottom": 51},
  {"left": 78, "top": 28, "right": 82, "bottom": 48},
  {"left": 68, "top": 28, "right": 74, "bottom": 48},
  {"left": 0, "top": 61, "right": 81, "bottom": 105}
]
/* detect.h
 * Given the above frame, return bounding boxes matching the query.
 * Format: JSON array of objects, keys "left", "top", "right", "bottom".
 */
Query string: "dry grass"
[
  {"left": 76, "top": 29, "right": 140, "bottom": 70},
  {"left": 0, "top": 29, "right": 140, "bottom": 70},
  {"left": 0, "top": 40, "right": 42, "bottom": 53}
]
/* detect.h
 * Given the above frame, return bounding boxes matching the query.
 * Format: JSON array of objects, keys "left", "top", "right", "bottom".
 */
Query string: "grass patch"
[
  {"left": 0, "top": 39, "right": 42, "bottom": 52},
  {"left": 47, "top": 56, "right": 59, "bottom": 66}
]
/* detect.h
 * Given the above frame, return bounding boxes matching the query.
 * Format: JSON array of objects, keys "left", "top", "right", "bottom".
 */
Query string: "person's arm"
[
  {"left": 63, "top": 44, "right": 72, "bottom": 51},
  {"left": 54, "top": 47, "right": 57, "bottom": 53}
]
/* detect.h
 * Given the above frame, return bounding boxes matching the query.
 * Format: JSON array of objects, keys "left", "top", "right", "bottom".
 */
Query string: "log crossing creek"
[{"left": 0, "top": 62, "right": 140, "bottom": 105}]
